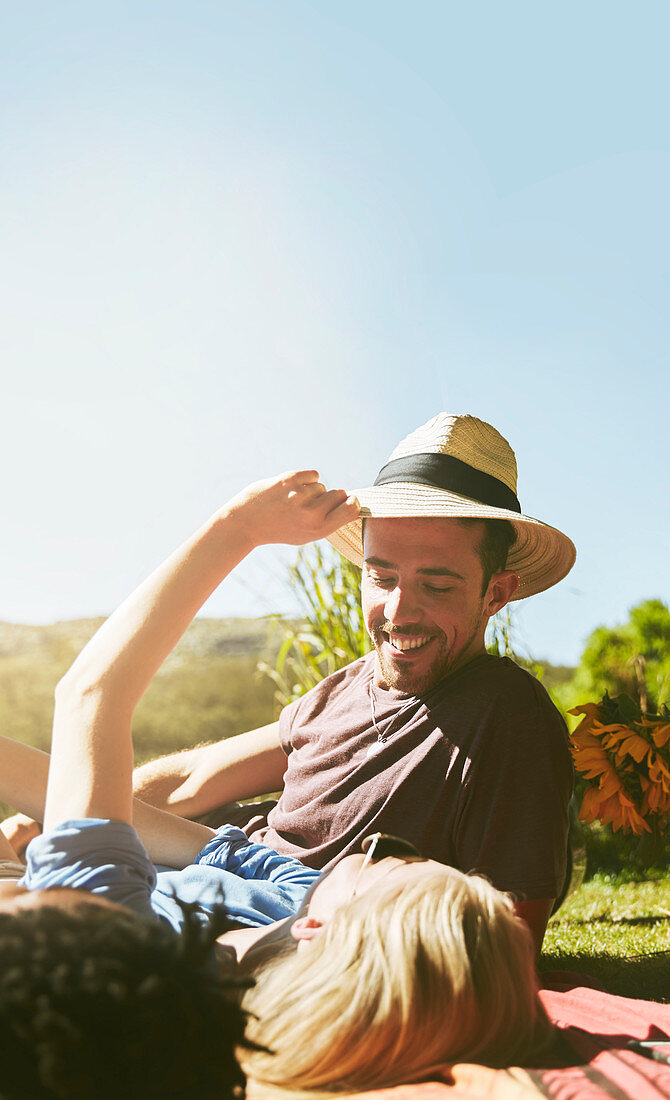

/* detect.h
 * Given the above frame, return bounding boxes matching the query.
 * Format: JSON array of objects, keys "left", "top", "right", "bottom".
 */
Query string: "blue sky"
[{"left": 1, "top": 1, "right": 668, "bottom": 664}]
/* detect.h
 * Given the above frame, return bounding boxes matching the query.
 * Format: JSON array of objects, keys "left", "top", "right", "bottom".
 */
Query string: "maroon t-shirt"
[{"left": 243, "top": 653, "right": 572, "bottom": 900}]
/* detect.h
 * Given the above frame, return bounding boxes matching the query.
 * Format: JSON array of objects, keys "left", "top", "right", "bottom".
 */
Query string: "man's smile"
[{"left": 382, "top": 631, "right": 434, "bottom": 654}]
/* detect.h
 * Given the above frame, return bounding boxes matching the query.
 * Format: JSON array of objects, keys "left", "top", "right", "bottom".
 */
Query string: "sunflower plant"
[{"left": 570, "top": 693, "right": 670, "bottom": 863}]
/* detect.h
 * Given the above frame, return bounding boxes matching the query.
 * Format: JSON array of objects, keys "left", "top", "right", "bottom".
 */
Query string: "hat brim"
[{"left": 326, "top": 484, "right": 576, "bottom": 600}]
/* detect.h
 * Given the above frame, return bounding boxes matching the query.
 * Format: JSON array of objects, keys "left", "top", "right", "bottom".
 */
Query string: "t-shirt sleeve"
[
  {"left": 453, "top": 679, "right": 573, "bottom": 900},
  {"left": 277, "top": 694, "right": 302, "bottom": 754},
  {"left": 276, "top": 655, "right": 372, "bottom": 757},
  {"left": 22, "top": 819, "right": 157, "bottom": 922}
]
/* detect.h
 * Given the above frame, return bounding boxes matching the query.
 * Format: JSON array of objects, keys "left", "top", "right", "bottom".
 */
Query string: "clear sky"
[{"left": 1, "top": 1, "right": 668, "bottom": 664}]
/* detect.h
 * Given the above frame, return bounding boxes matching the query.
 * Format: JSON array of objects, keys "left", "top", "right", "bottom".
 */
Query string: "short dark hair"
[
  {"left": 459, "top": 518, "right": 517, "bottom": 593},
  {"left": 0, "top": 901, "right": 253, "bottom": 1099}
]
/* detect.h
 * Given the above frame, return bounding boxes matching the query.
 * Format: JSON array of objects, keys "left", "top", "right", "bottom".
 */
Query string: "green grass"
[{"left": 542, "top": 874, "right": 670, "bottom": 1002}]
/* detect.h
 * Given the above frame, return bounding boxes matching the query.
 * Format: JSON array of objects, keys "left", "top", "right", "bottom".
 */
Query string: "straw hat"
[{"left": 327, "top": 413, "right": 575, "bottom": 600}]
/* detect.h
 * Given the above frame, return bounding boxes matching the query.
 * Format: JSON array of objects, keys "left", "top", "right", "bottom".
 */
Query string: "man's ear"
[
  {"left": 290, "top": 915, "right": 325, "bottom": 949},
  {"left": 484, "top": 570, "right": 519, "bottom": 617}
]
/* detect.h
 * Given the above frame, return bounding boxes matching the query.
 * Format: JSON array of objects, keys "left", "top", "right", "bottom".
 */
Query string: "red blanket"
[{"left": 342, "top": 981, "right": 670, "bottom": 1099}]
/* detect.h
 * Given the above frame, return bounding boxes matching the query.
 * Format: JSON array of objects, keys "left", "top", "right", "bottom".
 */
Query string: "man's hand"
[{"left": 224, "top": 470, "right": 360, "bottom": 551}]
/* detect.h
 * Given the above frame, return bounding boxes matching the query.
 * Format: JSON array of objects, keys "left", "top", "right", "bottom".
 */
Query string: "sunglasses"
[{"left": 350, "top": 833, "right": 424, "bottom": 899}]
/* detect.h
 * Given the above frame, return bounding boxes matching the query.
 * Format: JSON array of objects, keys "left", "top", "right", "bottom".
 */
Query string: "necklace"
[{"left": 367, "top": 681, "right": 417, "bottom": 758}]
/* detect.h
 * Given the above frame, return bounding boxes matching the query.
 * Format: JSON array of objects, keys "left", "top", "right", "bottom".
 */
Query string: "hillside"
[
  {"left": 0, "top": 617, "right": 280, "bottom": 775},
  {"left": 0, "top": 615, "right": 576, "bottom": 820}
]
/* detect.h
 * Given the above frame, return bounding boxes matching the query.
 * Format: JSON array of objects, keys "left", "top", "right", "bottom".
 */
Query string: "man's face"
[{"left": 362, "top": 516, "right": 493, "bottom": 693}]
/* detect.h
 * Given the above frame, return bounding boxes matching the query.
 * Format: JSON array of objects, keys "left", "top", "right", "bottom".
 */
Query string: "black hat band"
[{"left": 373, "top": 453, "right": 522, "bottom": 514}]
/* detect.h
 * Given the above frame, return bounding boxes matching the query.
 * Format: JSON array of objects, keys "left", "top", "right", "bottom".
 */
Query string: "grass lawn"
[{"left": 541, "top": 873, "right": 670, "bottom": 1002}]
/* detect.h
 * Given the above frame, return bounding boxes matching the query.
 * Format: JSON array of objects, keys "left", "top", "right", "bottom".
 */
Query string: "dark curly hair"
[{"left": 0, "top": 900, "right": 254, "bottom": 1099}]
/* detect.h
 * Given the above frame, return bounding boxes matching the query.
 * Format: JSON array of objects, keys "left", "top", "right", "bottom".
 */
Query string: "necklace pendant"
[{"left": 366, "top": 738, "right": 385, "bottom": 758}]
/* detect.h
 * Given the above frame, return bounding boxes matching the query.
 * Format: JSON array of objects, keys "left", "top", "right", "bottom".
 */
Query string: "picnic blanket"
[{"left": 343, "top": 977, "right": 670, "bottom": 1099}]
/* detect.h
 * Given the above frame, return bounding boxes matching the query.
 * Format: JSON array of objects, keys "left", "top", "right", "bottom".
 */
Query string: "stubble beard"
[{"left": 370, "top": 615, "right": 485, "bottom": 695}]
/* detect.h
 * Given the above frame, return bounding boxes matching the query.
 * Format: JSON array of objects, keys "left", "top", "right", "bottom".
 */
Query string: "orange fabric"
[{"left": 338, "top": 983, "right": 670, "bottom": 1100}]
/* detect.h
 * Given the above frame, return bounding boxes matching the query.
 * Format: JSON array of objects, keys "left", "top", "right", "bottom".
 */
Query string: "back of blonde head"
[{"left": 240, "top": 868, "right": 552, "bottom": 1097}]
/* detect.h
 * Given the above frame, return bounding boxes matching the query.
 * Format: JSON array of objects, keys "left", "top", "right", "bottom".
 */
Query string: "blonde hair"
[{"left": 240, "top": 867, "right": 552, "bottom": 1097}]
